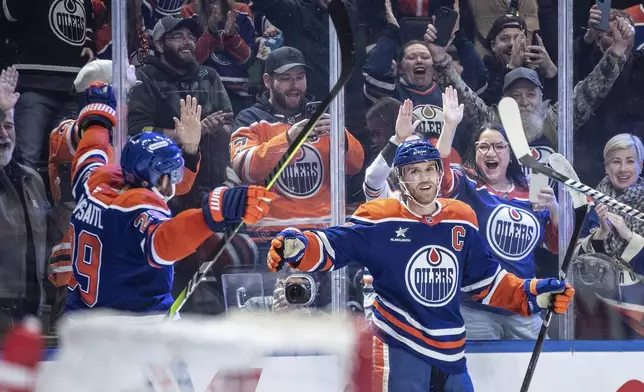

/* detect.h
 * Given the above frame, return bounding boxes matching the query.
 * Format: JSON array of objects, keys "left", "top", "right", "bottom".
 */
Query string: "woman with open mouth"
[{"left": 434, "top": 87, "right": 559, "bottom": 340}]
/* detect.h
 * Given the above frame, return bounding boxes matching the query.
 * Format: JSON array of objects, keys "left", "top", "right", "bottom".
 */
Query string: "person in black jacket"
[
  {"left": 477, "top": 14, "right": 558, "bottom": 107},
  {"left": 3, "top": 0, "right": 96, "bottom": 170},
  {"left": 128, "top": 15, "right": 234, "bottom": 209}
]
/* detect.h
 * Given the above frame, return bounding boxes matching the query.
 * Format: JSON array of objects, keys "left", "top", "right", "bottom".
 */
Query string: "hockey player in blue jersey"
[
  {"left": 65, "top": 82, "right": 276, "bottom": 315},
  {"left": 266, "top": 138, "right": 575, "bottom": 391}
]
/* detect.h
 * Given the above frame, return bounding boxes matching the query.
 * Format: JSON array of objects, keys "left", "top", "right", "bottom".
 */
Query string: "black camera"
[{"left": 284, "top": 274, "right": 317, "bottom": 306}]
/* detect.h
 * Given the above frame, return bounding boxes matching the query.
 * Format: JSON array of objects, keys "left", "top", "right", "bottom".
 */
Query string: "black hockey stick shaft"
[
  {"left": 165, "top": 0, "right": 355, "bottom": 319},
  {"left": 519, "top": 204, "right": 587, "bottom": 392},
  {"left": 520, "top": 155, "right": 644, "bottom": 221}
]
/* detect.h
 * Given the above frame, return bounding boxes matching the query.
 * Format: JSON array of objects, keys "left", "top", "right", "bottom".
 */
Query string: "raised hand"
[
  {"left": 394, "top": 99, "right": 420, "bottom": 144},
  {"left": 525, "top": 34, "right": 557, "bottom": 78},
  {"left": 201, "top": 110, "right": 233, "bottom": 135},
  {"left": 424, "top": 17, "right": 448, "bottom": 63},
  {"left": 508, "top": 31, "right": 526, "bottom": 69},
  {"left": 585, "top": 5, "right": 603, "bottom": 43},
  {"left": 442, "top": 85, "right": 463, "bottom": 127},
  {"left": 173, "top": 95, "right": 202, "bottom": 154},
  {"left": 0, "top": 66, "right": 20, "bottom": 112},
  {"left": 223, "top": 10, "right": 239, "bottom": 36},
  {"left": 609, "top": 17, "right": 635, "bottom": 57},
  {"left": 384, "top": 0, "right": 399, "bottom": 27}
]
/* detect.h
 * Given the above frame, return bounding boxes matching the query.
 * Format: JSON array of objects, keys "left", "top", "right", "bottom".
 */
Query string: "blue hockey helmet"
[
  {"left": 121, "top": 132, "right": 184, "bottom": 188},
  {"left": 393, "top": 139, "right": 442, "bottom": 172}
]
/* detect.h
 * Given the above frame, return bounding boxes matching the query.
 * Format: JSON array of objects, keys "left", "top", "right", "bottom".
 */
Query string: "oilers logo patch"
[
  {"left": 412, "top": 104, "right": 445, "bottom": 138},
  {"left": 49, "top": 0, "right": 86, "bottom": 47},
  {"left": 276, "top": 145, "right": 323, "bottom": 199},
  {"left": 486, "top": 205, "right": 540, "bottom": 261},
  {"left": 522, "top": 146, "right": 556, "bottom": 188},
  {"left": 405, "top": 246, "right": 459, "bottom": 307}
]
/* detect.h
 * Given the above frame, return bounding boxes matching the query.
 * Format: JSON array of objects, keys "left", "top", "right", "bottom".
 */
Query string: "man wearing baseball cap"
[
  {"left": 478, "top": 14, "right": 557, "bottom": 106},
  {"left": 128, "top": 15, "right": 233, "bottom": 210},
  {"left": 230, "top": 45, "right": 364, "bottom": 239}
]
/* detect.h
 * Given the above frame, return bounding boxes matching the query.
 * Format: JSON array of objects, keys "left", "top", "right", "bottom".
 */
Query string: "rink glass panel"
[{"left": 24, "top": 0, "right": 642, "bottom": 343}]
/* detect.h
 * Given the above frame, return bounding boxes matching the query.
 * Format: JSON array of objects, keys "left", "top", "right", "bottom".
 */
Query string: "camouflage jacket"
[{"left": 432, "top": 50, "right": 627, "bottom": 150}]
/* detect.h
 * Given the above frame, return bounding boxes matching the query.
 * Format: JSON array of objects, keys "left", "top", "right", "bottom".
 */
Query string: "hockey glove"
[
  {"left": 524, "top": 278, "right": 575, "bottom": 315},
  {"left": 267, "top": 228, "right": 308, "bottom": 272},
  {"left": 76, "top": 82, "right": 117, "bottom": 139},
  {"left": 202, "top": 185, "right": 277, "bottom": 231}
]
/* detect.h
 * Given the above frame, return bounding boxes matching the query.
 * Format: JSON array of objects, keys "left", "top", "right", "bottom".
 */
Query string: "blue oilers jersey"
[
  {"left": 290, "top": 198, "right": 532, "bottom": 374},
  {"left": 440, "top": 162, "right": 558, "bottom": 280},
  {"left": 65, "top": 124, "right": 210, "bottom": 314}
]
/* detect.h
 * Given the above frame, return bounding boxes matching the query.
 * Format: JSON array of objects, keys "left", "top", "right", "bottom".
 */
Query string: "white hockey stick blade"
[
  {"left": 548, "top": 153, "right": 588, "bottom": 209},
  {"left": 498, "top": 97, "right": 531, "bottom": 159}
]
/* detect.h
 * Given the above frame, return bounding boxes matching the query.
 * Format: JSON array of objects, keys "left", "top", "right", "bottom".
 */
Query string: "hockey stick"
[
  {"left": 518, "top": 153, "right": 588, "bottom": 392},
  {"left": 165, "top": 0, "right": 355, "bottom": 320},
  {"left": 497, "top": 97, "right": 644, "bottom": 222}
]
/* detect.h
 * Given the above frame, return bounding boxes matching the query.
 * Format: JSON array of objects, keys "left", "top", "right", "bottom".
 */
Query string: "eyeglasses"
[
  {"left": 165, "top": 33, "right": 197, "bottom": 43},
  {"left": 475, "top": 142, "right": 508, "bottom": 154}
]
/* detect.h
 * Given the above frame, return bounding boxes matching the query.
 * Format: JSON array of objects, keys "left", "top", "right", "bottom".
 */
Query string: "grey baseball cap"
[
  {"left": 503, "top": 67, "right": 543, "bottom": 92},
  {"left": 265, "top": 47, "right": 311, "bottom": 74},
  {"left": 152, "top": 15, "right": 200, "bottom": 42}
]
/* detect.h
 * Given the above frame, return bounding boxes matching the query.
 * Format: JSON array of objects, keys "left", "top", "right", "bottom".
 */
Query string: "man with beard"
[
  {"left": 424, "top": 16, "right": 635, "bottom": 178},
  {"left": 0, "top": 67, "right": 60, "bottom": 336},
  {"left": 230, "top": 46, "right": 364, "bottom": 254},
  {"left": 129, "top": 15, "right": 234, "bottom": 205},
  {"left": 128, "top": 15, "right": 240, "bottom": 314}
]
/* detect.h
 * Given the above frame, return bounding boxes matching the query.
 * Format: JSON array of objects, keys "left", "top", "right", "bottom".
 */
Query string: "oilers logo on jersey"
[
  {"left": 405, "top": 246, "right": 459, "bottom": 307},
  {"left": 412, "top": 104, "right": 445, "bottom": 138},
  {"left": 49, "top": 0, "right": 86, "bottom": 47},
  {"left": 277, "top": 144, "right": 323, "bottom": 199},
  {"left": 523, "top": 146, "right": 556, "bottom": 188},
  {"left": 487, "top": 205, "right": 540, "bottom": 261}
]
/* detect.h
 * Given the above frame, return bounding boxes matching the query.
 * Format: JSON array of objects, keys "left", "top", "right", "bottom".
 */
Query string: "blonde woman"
[{"left": 577, "top": 133, "right": 644, "bottom": 339}]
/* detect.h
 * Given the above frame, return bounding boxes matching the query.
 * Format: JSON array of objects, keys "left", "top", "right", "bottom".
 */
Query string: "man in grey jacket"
[{"left": 0, "top": 66, "right": 60, "bottom": 337}]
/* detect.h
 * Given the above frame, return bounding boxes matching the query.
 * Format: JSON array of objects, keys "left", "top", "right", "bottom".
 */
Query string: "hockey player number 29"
[{"left": 73, "top": 231, "right": 103, "bottom": 307}]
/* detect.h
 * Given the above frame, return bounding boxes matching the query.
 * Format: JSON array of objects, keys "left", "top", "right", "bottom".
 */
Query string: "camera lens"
[{"left": 285, "top": 284, "right": 305, "bottom": 302}]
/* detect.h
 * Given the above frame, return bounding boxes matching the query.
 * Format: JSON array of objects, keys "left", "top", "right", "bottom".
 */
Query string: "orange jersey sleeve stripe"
[
  {"left": 291, "top": 231, "right": 330, "bottom": 272},
  {"left": 345, "top": 131, "right": 365, "bottom": 175},
  {"left": 72, "top": 125, "right": 111, "bottom": 179},
  {"left": 148, "top": 209, "right": 213, "bottom": 265},
  {"left": 487, "top": 273, "right": 530, "bottom": 316},
  {"left": 373, "top": 301, "right": 466, "bottom": 350}
]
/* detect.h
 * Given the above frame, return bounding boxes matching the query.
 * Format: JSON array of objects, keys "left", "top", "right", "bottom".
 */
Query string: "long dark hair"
[{"left": 462, "top": 122, "right": 528, "bottom": 189}]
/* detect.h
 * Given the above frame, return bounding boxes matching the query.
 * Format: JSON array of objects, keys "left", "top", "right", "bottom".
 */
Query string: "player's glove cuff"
[
  {"left": 202, "top": 186, "right": 248, "bottom": 232},
  {"left": 524, "top": 278, "right": 571, "bottom": 315},
  {"left": 76, "top": 82, "right": 117, "bottom": 139}
]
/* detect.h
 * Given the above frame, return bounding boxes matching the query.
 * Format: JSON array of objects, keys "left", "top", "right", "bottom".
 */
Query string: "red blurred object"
[
  {"left": 0, "top": 317, "right": 43, "bottom": 392},
  {"left": 617, "top": 380, "right": 644, "bottom": 392}
]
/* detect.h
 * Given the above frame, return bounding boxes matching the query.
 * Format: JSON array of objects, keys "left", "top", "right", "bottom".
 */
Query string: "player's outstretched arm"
[
  {"left": 70, "top": 82, "right": 117, "bottom": 200},
  {"left": 267, "top": 205, "right": 379, "bottom": 273},
  {"left": 461, "top": 220, "right": 575, "bottom": 316},
  {"left": 143, "top": 185, "right": 277, "bottom": 267}
]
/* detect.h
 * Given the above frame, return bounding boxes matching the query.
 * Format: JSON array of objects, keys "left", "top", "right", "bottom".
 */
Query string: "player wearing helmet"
[
  {"left": 266, "top": 138, "right": 575, "bottom": 391},
  {"left": 64, "top": 82, "right": 276, "bottom": 315}
]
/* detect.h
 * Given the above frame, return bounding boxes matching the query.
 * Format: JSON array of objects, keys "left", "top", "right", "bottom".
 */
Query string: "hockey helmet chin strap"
[{"left": 152, "top": 183, "right": 176, "bottom": 203}]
